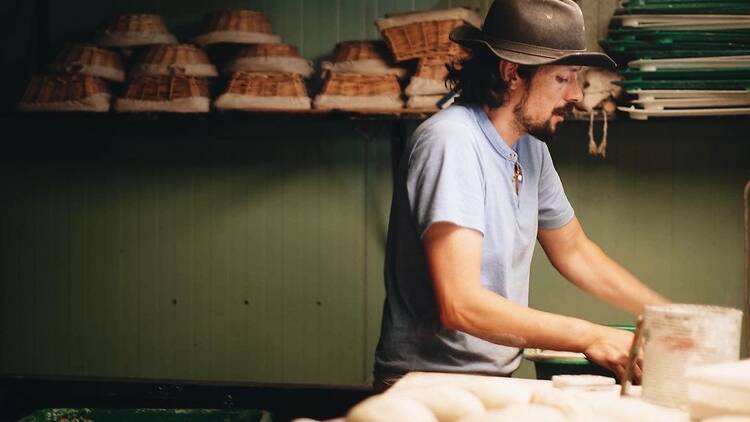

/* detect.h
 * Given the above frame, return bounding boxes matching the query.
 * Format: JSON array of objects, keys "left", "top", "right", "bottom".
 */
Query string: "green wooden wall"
[{"left": 0, "top": 0, "right": 748, "bottom": 385}]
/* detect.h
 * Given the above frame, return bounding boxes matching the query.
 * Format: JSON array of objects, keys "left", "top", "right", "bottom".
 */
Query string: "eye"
[{"left": 556, "top": 75, "right": 569, "bottom": 84}]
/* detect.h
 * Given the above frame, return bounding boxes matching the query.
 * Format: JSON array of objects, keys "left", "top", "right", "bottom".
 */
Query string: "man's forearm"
[
  {"left": 442, "top": 286, "right": 602, "bottom": 352},
  {"left": 556, "top": 237, "right": 669, "bottom": 315}
]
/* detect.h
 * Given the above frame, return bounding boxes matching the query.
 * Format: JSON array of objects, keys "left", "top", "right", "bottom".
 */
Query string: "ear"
[{"left": 499, "top": 60, "right": 522, "bottom": 90}]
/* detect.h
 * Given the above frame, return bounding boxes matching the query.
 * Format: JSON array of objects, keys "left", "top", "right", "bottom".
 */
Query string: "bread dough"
[
  {"left": 456, "top": 404, "right": 566, "bottom": 422},
  {"left": 346, "top": 394, "right": 437, "bottom": 422},
  {"left": 531, "top": 388, "right": 593, "bottom": 416},
  {"left": 459, "top": 378, "right": 532, "bottom": 410},
  {"left": 552, "top": 375, "right": 616, "bottom": 389},
  {"left": 589, "top": 396, "right": 690, "bottom": 422},
  {"left": 389, "top": 385, "right": 485, "bottom": 422}
]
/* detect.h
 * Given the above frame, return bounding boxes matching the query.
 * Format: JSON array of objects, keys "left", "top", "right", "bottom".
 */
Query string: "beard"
[{"left": 512, "top": 90, "right": 573, "bottom": 142}]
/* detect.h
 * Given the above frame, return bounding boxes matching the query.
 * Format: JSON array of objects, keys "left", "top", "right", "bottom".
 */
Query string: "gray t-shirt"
[{"left": 374, "top": 103, "right": 575, "bottom": 376}]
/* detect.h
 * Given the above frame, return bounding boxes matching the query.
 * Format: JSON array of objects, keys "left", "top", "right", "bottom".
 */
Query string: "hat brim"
[{"left": 450, "top": 25, "right": 616, "bottom": 70}]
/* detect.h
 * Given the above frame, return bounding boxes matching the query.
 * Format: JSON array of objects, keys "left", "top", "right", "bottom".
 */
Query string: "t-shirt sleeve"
[
  {"left": 406, "top": 121, "right": 485, "bottom": 238},
  {"left": 538, "top": 143, "right": 575, "bottom": 229}
]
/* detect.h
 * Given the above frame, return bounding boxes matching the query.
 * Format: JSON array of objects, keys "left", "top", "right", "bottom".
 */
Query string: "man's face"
[{"left": 513, "top": 65, "right": 583, "bottom": 141}]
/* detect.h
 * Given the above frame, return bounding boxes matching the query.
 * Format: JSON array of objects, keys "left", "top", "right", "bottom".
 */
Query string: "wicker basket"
[
  {"left": 322, "top": 40, "right": 405, "bottom": 77},
  {"left": 225, "top": 44, "right": 313, "bottom": 77},
  {"left": 18, "top": 74, "right": 111, "bottom": 112},
  {"left": 376, "top": 8, "right": 481, "bottom": 62},
  {"left": 131, "top": 44, "right": 218, "bottom": 78},
  {"left": 97, "top": 14, "right": 178, "bottom": 48},
  {"left": 332, "top": 40, "right": 390, "bottom": 63},
  {"left": 314, "top": 72, "right": 403, "bottom": 110},
  {"left": 194, "top": 10, "right": 281, "bottom": 46},
  {"left": 46, "top": 44, "right": 125, "bottom": 82},
  {"left": 215, "top": 72, "right": 311, "bottom": 111},
  {"left": 115, "top": 75, "right": 210, "bottom": 113},
  {"left": 405, "top": 55, "right": 464, "bottom": 96}
]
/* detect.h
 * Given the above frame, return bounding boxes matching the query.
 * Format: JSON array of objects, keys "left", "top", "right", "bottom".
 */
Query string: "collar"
[{"left": 470, "top": 104, "right": 522, "bottom": 162}]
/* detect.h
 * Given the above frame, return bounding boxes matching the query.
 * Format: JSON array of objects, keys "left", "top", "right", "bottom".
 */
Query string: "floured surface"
[{"left": 387, "top": 372, "right": 689, "bottom": 422}]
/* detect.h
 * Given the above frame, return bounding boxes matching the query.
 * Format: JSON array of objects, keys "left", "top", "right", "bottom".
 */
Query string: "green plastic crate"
[{"left": 18, "top": 408, "right": 273, "bottom": 422}]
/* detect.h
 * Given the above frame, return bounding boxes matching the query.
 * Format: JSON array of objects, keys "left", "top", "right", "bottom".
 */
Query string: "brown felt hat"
[{"left": 450, "top": 0, "right": 616, "bottom": 69}]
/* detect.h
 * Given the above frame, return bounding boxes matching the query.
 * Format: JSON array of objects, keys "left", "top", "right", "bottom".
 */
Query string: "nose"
[{"left": 566, "top": 75, "right": 584, "bottom": 104}]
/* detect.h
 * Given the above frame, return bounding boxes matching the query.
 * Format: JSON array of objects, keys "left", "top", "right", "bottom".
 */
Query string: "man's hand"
[{"left": 583, "top": 326, "right": 642, "bottom": 384}]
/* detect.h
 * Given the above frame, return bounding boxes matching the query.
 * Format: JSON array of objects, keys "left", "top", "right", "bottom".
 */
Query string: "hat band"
[{"left": 481, "top": 34, "right": 587, "bottom": 59}]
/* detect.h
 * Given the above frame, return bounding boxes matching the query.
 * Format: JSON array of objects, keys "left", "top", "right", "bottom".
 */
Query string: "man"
[{"left": 373, "top": 0, "right": 669, "bottom": 390}]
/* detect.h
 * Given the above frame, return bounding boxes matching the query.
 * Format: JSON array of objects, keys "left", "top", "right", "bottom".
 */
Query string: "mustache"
[{"left": 553, "top": 103, "right": 575, "bottom": 116}]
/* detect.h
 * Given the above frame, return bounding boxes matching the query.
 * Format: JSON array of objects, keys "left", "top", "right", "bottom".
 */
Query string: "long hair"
[{"left": 446, "top": 49, "right": 538, "bottom": 108}]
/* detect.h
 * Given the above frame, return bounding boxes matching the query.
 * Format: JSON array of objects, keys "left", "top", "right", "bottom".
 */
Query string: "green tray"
[
  {"left": 601, "top": 39, "right": 750, "bottom": 51},
  {"left": 618, "top": 5, "right": 750, "bottom": 13},
  {"left": 600, "top": 47, "right": 750, "bottom": 60},
  {"left": 622, "top": 68, "right": 750, "bottom": 79},
  {"left": 606, "top": 29, "right": 750, "bottom": 43},
  {"left": 18, "top": 409, "right": 273, "bottom": 422},
  {"left": 614, "top": 78, "right": 750, "bottom": 89},
  {"left": 625, "top": 0, "right": 750, "bottom": 4}
]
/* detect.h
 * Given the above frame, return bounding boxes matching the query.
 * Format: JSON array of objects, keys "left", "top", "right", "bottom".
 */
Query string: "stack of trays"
[
  {"left": 602, "top": 0, "right": 750, "bottom": 119},
  {"left": 314, "top": 41, "right": 404, "bottom": 111},
  {"left": 376, "top": 8, "right": 481, "bottom": 110}
]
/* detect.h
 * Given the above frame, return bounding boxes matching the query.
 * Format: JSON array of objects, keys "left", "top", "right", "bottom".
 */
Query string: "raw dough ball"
[
  {"left": 457, "top": 404, "right": 566, "bottom": 422},
  {"left": 531, "top": 388, "right": 593, "bottom": 415},
  {"left": 566, "top": 412, "right": 619, "bottom": 422},
  {"left": 460, "top": 378, "right": 532, "bottom": 410},
  {"left": 552, "top": 375, "right": 615, "bottom": 389},
  {"left": 389, "top": 385, "right": 486, "bottom": 422},
  {"left": 589, "top": 397, "right": 690, "bottom": 422},
  {"left": 346, "top": 394, "right": 437, "bottom": 422}
]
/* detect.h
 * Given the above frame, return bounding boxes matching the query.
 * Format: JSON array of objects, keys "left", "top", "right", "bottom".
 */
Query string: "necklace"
[{"left": 513, "top": 161, "right": 523, "bottom": 195}]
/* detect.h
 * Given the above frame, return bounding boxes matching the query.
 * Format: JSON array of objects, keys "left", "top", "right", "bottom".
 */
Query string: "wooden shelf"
[
  {"left": 0, "top": 107, "right": 618, "bottom": 122},
  {"left": 5, "top": 108, "right": 749, "bottom": 124},
  {"left": 0, "top": 108, "right": 438, "bottom": 121}
]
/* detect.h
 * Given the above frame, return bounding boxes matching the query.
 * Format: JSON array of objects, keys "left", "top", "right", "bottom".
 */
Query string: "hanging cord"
[
  {"left": 587, "top": 109, "right": 597, "bottom": 155},
  {"left": 597, "top": 108, "right": 609, "bottom": 158},
  {"left": 587, "top": 108, "right": 611, "bottom": 158}
]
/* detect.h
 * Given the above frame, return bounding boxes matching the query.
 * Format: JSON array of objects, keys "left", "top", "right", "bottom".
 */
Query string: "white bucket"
[{"left": 641, "top": 304, "right": 743, "bottom": 408}]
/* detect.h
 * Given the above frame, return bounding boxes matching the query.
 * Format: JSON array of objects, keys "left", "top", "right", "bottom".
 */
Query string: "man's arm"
[
  {"left": 424, "top": 221, "right": 638, "bottom": 379},
  {"left": 537, "top": 217, "right": 669, "bottom": 316}
]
